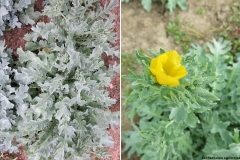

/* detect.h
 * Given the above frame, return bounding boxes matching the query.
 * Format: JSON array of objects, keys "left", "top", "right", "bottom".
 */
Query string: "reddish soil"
[
  {"left": 101, "top": 0, "right": 120, "bottom": 159},
  {"left": 0, "top": 0, "right": 120, "bottom": 159},
  {"left": 34, "top": 0, "right": 45, "bottom": 12},
  {"left": 0, "top": 25, "right": 31, "bottom": 59},
  {"left": 1, "top": 145, "right": 27, "bottom": 160}
]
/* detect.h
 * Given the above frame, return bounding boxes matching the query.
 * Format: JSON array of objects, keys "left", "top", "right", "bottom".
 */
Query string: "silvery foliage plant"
[
  {"left": 0, "top": 0, "right": 119, "bottom": 159},
  {"left": 0, "top": 0, "right": 41, "bottom": 35}
]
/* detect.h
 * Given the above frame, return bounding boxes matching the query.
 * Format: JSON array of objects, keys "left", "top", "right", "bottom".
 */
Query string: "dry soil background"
[{"left": 121, "top": 0, "right": 237, "bottom": 159}]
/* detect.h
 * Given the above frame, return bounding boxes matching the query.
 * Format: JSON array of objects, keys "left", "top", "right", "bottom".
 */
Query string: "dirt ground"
[{"left": 121, "top": 0, "right": 236, "bottom": 159}]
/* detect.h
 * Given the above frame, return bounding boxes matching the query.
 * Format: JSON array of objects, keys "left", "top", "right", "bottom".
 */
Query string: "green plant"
[
  {"left": 197, "top": 7, "right": 205, "bottom": 15},
  {"left": 167, "top": 19, "right": 191, "bottom": 52},
  {"left": 121, "top": 52, "right": 141, "bottom": 100},
  {"left": 165, "top": 0, "right": 187, "bottom": 14},
  {"left": 0, "top": 0, "right": 119, "bottom": 159},
  {"left": 122, "top": 0, "right": 187, "bottom": 13},
  {"left": 217, "top": 2, "right": 240, "bottom": 55},
  {"left": 122, "top": 38, "right": 240, "bottom": 160},
  {"left": 121, "top": 53, "right": 139, "bottom": 75},
  {"left": 167, "top": 18, "right": 204, "bottom": 53}
]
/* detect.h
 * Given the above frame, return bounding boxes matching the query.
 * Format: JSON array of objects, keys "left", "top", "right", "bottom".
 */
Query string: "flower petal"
[
  {"left": 158, "top": 52, "right": 168, "bottom": 65},
  {"left": 163, "top": 51, "right": 182, "bottom": 75},
  {"left": 171, "top": 66, "right": 188, "bottom": 79},
  {"left": 155, "top": 71, "right": 180, "bottom": 86},
  {"left": 166, "top": 50, "right": 182, "bottom": 66},
  {"left": 149, "top": 67, "right": 157, "bottom": 76},
  {"left": 150, "top": 57, "right": 158, "bottom": 69}
]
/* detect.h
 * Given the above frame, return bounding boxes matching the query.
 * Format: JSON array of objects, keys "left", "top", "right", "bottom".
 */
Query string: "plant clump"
[
  {"left": 0, "top": 0, "right": 119, "bottom": 159},
  {"left": 122, "top": 38, "right": 240, "bottom": 159}
]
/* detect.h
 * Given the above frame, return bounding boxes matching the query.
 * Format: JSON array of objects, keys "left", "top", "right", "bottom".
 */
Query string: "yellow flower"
[{"left": 149, "top": 50, "right": 188, "bottom": 87}]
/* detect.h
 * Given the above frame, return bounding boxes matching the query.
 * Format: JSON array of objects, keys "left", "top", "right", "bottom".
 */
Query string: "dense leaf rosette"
[
  {"left": 149, "top": 50, "right": 188, "bottom": 86},
  {"left": 0, "top": 0, "right": 119, "bottom": 159}
]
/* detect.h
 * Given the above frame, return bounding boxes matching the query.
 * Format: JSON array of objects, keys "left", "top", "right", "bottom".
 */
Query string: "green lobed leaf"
[
  {"left": 141, "top": 0, "right": 152, "bottom": 12},
  {"left": 169, "top": 106, "right": 188, "bottom": 123}
]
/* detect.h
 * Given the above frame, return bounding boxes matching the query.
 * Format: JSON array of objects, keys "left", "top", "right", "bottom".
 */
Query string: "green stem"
[
  {"left": 159, "top": 146, "right": 164, "bottom": 160},
  {"left": 226, "top": 87, "right": 240, "bottom": 96},
  {"left": 218, "top": 98, "right": 240, "bottom": 107},
  {"left": 181, "top": 25, "right": 204, "bottom": 38},
  {"left": 226, "top": 66, "right": 236, "bottom": 89},
  {"left": 213, "top": 135, "right": 218, "bottom": 150},
  {"left": 88, "top": 3, "right": 114, "bottom": 25},
  {"left": 75, "top": 37, "right": 98, "bottom": 41},
  {"left": 37, "top": 119, "right": 57, "bottom": 146},
  {"left": 161, "top": 0, "right": 167, "bottom": 14},
  {"left": 165, "top": 120, "right": 174, "bottom": 128}
]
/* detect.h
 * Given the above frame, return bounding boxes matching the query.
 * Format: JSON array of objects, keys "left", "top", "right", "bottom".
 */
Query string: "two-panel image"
[{"left": 0, "top": 0, "right": 239, "bottom": 159}]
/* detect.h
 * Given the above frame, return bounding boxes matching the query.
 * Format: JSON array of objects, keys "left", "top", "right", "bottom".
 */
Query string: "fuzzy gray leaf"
[
  {"left": 9, "top": 84, "right": 28, "bottom": 105},
  {"left": 0, "top": 6, "right": 8, "bottom": 25},
  {"left": 38, "top": 74, "right": 64, "bottom": 94},
  {"left": 54, "top": 147, "right": 64, "bottom": 160}
]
